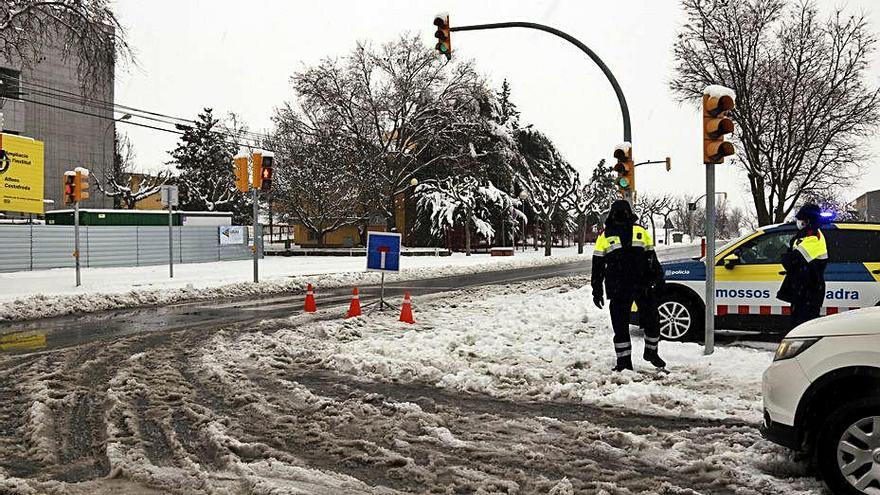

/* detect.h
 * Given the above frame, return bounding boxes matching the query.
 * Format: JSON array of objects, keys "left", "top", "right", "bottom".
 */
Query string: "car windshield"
[{"left": 697, "top": 231, "right": 756, "bottom": 261}]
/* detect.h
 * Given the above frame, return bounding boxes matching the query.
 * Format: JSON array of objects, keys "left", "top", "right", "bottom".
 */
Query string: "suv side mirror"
[{"left": 723, "top": 253, "right": 740, "bottom": 269}]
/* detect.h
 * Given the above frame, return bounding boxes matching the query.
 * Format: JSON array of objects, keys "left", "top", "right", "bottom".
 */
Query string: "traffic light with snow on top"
[
  {"left": 252, "top": 152, "right": 263, "bottom": 191},
  {"left": 434, "top": 14, "right": 451, "bottom": 60},
  {"left": 233, "top": 154, "right": 249, "bottom": 192},
  {"left": 703, "top": 85, "right": 736, "bottom": 164},
  {"left": 74, "top": 168, "right": 89, "bottom": 202}
]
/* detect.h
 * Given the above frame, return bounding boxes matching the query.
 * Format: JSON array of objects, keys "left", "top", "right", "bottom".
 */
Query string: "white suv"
[{"left": 762, "top": 307, "right": 880, "bottom": 494}]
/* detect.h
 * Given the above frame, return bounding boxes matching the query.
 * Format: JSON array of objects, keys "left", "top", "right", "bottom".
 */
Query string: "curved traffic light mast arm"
[{"left": 449, "top": 21, "right": 631, "bottom": 143}]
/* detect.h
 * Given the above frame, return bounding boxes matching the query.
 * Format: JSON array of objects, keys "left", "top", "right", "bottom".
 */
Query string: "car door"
[
  {"left": 715, "top": 228, "right": 795, "bottom": 321},
  {"left": 822, "top": 227, "right": 880, "bottom": 313}
]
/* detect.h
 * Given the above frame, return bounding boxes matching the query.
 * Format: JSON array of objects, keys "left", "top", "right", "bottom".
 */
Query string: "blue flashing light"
[{"left": 819, "top": 210, "right": 836, "bottom": 222}]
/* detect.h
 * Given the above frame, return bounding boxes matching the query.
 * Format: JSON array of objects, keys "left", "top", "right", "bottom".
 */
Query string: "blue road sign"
[{"left": 366, "top": 232, "right": 402, "bottom": 272}]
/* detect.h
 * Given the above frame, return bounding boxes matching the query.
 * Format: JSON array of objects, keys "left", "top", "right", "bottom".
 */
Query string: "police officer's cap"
[{"left": 795, "top": 203, "right": 822, "bottom": 223}]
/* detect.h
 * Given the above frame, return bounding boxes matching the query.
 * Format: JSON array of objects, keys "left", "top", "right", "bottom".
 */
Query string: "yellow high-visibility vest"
[
  {"left": 793, "top": 229, "right": 828, "bottom": 263},
  {"left": 594, "top": 225, "right": 653, "bottom": 257}
]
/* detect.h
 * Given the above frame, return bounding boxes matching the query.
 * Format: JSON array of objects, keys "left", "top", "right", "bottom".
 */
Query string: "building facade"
[
  {"left": 1, "top": 41, "right": 115, "bottom": 215},
  {"left": 851, "top": 190, "right": 880, "bottom": 222}
]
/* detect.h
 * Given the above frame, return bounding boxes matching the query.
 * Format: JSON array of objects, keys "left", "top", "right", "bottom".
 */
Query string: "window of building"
[{"left": 0, "top": 68, "right": 21, "bottom": 100}]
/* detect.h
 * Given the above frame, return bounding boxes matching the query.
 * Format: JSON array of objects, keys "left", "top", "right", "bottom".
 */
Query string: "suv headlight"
[{"left": 774, "top": 338, "right": 820, "bottom": 362}]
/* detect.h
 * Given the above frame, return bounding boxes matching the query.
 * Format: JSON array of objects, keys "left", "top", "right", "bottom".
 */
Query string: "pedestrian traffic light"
[
  {"left": 613, "top": 143, "right": 635, "bottom": 195},
  {"left": 63, "top": 172, "right": 76, "bottom": 205},
  {"left": 433, "top": 14, "right": 451, "bottom": 61},
  {"left": 703, "top": 86, "right": 736, "bottom": 164},
  {"left": 252, "top": 151, "right": 263, "bottom": 191},
  {"left": 259, "top": 153, "right": 273, "bottom": 191},
  {"left": 233, "top": 154, "right": 249, "bottom": 192},
  {"left": 74, "top": 167, "right": 89, "bottom": 202}
]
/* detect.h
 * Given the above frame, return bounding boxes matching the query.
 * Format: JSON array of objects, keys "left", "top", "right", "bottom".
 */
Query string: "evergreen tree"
[
  {"left": 169, "top": 109, "right": 250, "bottom": 223},
  {"left": 495, "top": 79, "right": 520, "bottom": 128}
]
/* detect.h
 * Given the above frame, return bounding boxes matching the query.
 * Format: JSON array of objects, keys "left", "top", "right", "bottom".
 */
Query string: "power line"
[
  {"left": 6, "top": 74, "right": 272, "bottom": 142},
  {"left": 18, "top": 97, "right": 274, "bottom": 151}
]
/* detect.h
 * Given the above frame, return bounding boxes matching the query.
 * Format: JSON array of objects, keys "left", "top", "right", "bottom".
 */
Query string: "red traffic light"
[{"left": 260, "top": 156, "right": 274, "bottom": 191}]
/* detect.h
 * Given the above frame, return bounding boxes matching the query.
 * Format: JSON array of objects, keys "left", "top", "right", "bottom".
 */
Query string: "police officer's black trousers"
[
  {"left": 791, "top": 302, "right": 821, "bottom": 328},
  {"left": 608, "top": 289, "right": 661, "bottom": 362}
]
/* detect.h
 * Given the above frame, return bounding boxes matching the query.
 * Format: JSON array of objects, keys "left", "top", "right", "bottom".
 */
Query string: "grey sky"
[{"left": 114, "top": 0, "right": 880, "bottom": 213}]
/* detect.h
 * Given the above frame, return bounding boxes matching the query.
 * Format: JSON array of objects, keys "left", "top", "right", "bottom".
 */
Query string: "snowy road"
[
  {"left": 0, "top": 246, "right": 698, "bottom": 355},
  {"left": 0, "top": 265, "right": 827, "bottom": 494}
]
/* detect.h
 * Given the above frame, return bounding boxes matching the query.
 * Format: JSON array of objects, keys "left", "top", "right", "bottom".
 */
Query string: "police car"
[{"left": 655, "top": 222, "right": 880, "bottom": 341}]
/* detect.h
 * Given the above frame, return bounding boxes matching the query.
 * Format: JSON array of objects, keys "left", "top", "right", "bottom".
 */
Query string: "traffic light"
[
  {"left": 63, "top": 172, "right": 76, "bottom": 205},
  {"left": 259, "top": 153, "right": 273, "bottom": 191},
  {"left": 433, "top": 14, "right": 451, "bottom": 60},
  {"left": 613, "top": 143, "right": 635, "bottom": 195},
  {"left": 74, "top": 167, "right": 89, "bottom": 202},
  {"left": 703, "top": 86, "right": 736, "bottom": 164},
  {"left": 233, "top": 154, "right": 249, "bottom": 192},
  {"left": 252, "top": 151, "right": 263, "bottom": 191}
]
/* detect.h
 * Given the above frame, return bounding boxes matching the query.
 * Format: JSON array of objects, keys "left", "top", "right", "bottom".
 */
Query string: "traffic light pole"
[
  {"left": 168, "top": 204, "right": 174, "bottom": 278},
  {"left": 252, "top": 188, "right": 259, "bottom": 283},
  {"left": 449, "top": 22, "right": 631, "bottom": 143},
  {"left": 704, "top": 163, "right": 716, "bottom": 355},
  {"left": 74, "top": 200, "right": 81, "bottom": 287}
]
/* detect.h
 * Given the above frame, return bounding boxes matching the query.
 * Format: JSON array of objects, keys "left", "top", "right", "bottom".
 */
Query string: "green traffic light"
[
  {"left": 438, "top": 43, "right": 448, "bottom": 53},
  {"left": 618, "top": 178, "right": 630, "bottom": 188}
]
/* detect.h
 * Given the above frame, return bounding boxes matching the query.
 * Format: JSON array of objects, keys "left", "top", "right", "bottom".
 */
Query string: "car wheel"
[
  {"left": 817, "top": 397, "right": 880, "bottom": 495},
  {"left": 657, "top": 293, "right": 703, "bottom": 342}
]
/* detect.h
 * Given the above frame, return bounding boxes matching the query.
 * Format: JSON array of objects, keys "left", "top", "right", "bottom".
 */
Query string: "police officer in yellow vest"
[
  {"left": 591, "top": 200, "right": 666, "bottom": 371},
  {"left": 777, "top": 203, "right": 829, "bottom": 327}
]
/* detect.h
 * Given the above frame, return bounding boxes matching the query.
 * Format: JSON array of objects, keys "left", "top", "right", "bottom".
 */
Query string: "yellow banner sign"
[{"left": 0, "top": 133, "right": 45, "bottom": 214}]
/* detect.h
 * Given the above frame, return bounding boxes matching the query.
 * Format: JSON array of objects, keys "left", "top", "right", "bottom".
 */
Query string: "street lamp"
[{"left": 103, "top": 113, "right": 132, "bottom": 209}]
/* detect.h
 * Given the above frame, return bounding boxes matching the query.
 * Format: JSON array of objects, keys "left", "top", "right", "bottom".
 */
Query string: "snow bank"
[
  {"left": 219, "top": 279, "right": 772, "bottom": 423},
  {"left": 0, "top": 247, "right": 591, "bottom": 322}
]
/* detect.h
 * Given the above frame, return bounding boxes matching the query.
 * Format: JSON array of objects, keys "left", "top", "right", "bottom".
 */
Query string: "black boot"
[
  {"left": 643, "top": 336, "right": 666, "bottom": 369},
  {"left": 613, "top": 355, "right": 634, "bottom": 372}
]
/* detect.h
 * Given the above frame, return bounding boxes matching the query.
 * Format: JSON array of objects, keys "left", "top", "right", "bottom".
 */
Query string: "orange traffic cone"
[
  {"left": 304, "top": 283, "right": 317, "bottom": 313},
  {"left": 346, "top": 287, "right": 362, "bottom": 318},
  {"left": 399, "top": 292, "right": 415, "bottom": 324}
]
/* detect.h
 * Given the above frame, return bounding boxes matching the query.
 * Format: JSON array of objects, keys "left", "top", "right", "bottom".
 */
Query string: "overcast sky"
[{"left": 114, "top": 0, "right": 880, "bottom": 213}]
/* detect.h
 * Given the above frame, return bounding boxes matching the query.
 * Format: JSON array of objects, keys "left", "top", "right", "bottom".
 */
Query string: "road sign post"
[
  {"left": 366, "top": 232, "right": 402, "bottom": 312},
  {"left": 161, "top": 185, "right": 179, "bottom": 278}
]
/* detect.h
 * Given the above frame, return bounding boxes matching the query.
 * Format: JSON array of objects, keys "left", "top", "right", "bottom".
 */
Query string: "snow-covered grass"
[
  {"left": 221, "top": 278, "right": 772, "bottom": 424},
  {"left": 0, "top": 246, "right": 591, "bottom": 322}
]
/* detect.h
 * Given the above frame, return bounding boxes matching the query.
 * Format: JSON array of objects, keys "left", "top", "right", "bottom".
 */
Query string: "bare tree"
[
  {"left": 635, "top": 194, "right": 675, "bottom": 241},
  {"left": 97, "top": 133, "right": 169, "bottom": 209},
  {"left": 515, "top": 129, "right": 578, "bottom": 257},
  {"left": 671, "top": 0, "right": 880, "bottom": 225},
  {"left": 0, "top": 0, "right": 132, "bottom": 94},
  {"left": 570, "top": 159, "right": 616, "bottom": 254},
  {"left": 656, "top": 196, "right": 678, "bottom": 245},
  {"left": 291, "top": 35, "right": 485, "bottom": 231},
  {"left": 270, "top": 111, "right": 366, "bottom": 246}
]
